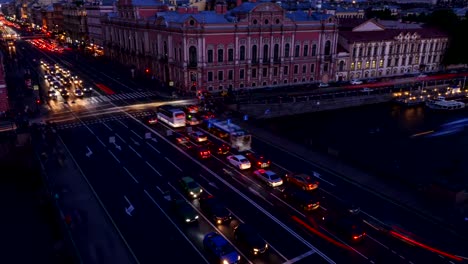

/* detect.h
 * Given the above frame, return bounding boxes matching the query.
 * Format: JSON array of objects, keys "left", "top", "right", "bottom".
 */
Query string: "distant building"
[
  {"left": 335, "top": 19, "right": 448, "bottom": 81},
  {"left": 0, "top": 2, "right": 16, "bottom": 18},
  {"left": 85, "top": 0, "right": 115, "bottom": 47},
  {"left": 323, "top": 4, "right": 365, "bottom": 19},
  {"left": 0, "top": 53, "right": 9, "bottom": 115},
  {"left": 62, "top": 1, "right": 88, "bottom": 43},
  {"left": 102, "top": 0, "right": 339, "bottom": 92}
]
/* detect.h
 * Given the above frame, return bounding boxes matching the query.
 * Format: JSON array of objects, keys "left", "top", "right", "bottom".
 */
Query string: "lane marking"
[
  {"left": 96, "top": 136, "right": 106, "bottom": 147},
  {"left": 108, "top": 149, "right": 120, "bottom": 163},
  {"left": 116, "top": 119, "right": 128, "bottom": 128},
  {"left": 284, "top": 250, "right": 315, "bottom": 264},
  {"left": 319, "top": 226, "right": 368, "bottom": 260},
  {"left": 155, "top": 186, "right": 165, "bottom": 194},
  {"left": 128, "top": 145, "right": 142, "bottom": 158},
  {"left": 143, "top": 190, "right": 210, "bottom": 264},
  {"left": 103, "top": 122, "right": 113, "bottom": 131},
  {"left": 115, "top": 133, "right": 127, "bottom": 144},
  {"left": 366, "top": 234, "right": 389, "bottom": 250},
  {"left": 165, "top": 156, "right": 183, "bottom": 172},
  {"left": 145, "top": 161, "right": 162, "bottom": 176},
  {"left": 123, "top": 167, "right": 139, "bottom": 183},
  {"left": 270, "top": 193, "right": 306, "bottom": 218},
  {"left": 131, "top": 130, "right": 143, "bottom": 139},
  {"left": 146, "top": 142, "right": 160, "bottom": 154}
]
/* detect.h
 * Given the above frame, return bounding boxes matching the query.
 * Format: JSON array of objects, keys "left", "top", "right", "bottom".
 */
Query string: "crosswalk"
[
  {"left": 88, "top": 91, "right": 160, "bottom": 104},
  {"left": 54, "top": 111, "right": 154, "bottom": 130}
]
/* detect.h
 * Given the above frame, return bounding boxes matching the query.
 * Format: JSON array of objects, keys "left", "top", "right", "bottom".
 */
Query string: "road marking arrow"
[
  {"left": 85, "top": 146, "right": 93, "bottom": 157},
  {"left": 124, "top": 196, "right": 134, "bottom": 216},
  {"left": 131, "top": 137, "right": 140, "bottom": 146},
  {"left": 208, "top": 182, "right": 218, "bottom": 189}
]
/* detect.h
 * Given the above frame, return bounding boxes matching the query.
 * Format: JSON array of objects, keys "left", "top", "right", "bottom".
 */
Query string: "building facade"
[
  {"left": 102, "top": 0, "right": 339, "bottom": 92},
  {"left": 85, "top": 0, "right": 115, "bottom": 47},
  {"left": 335, "top": 19, "right": 448, "bottom": 81},
  {"left": 63, "top": 1, "right": 88, "bottom": 43}
]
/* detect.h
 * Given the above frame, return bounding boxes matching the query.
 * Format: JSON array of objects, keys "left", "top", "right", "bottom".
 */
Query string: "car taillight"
[
  {"left": 258, "top": 162, "right": 262, "bottom": 165},
  {"left": 308, "top": 184, "right": 313, "bottom": 188}
]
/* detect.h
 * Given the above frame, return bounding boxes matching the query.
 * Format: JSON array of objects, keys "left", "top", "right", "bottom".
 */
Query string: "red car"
[
  {"left": 285, "top": 173, "right": 319, "bottom": 191},
  {"left": 146, "top": 116, "right": 158, "bottom": 125},
  {"left": 196, "top": 146, "right": 211, "bottom": 159},
  {"left": 245, "top": 152, "right": 270, "bottom": 169}
]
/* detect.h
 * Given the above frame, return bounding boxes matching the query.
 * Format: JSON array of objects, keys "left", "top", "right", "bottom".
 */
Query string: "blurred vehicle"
[
  {"left": 227, "top": 155, "right": 251, "bottom": 170},
  {"left": 206, "top": 141, "right": 230, "bottom": 155},
  {"left": 179, "top": 176, "right": 203, "bottom": 199},
  {"left": 83, "top": 87, "right": 93, "bottom": 93},
  {"left": 366, "top": 78, "right": 378, "bottom": 83},
  {"left": 189, "top": 131, "right": 208, "bottom": 142},
  {"left": 360, "top": 88, "right": 372, "bottom": 92},
  {"left": 47, "top": 89, "right": 58, "bottom": 99},
  {"left": 60, "top": 88, "right": 69, "bottom": 97},
  {"left": 175, "top": 135, "right": 192, "bottom": 149},
  {"left": 282, "top": 188, "right": 320, "bottom": 211},
  {"left": 200, "top": 195, "right": 232, "bottom": 224},
  {"left": 74, "top": 88, "right": 83, "bottom": 97},
  {"left": 417, "top": 73, "right": 428, "bottom": 78},
  {"left": 245, "top": 152, "right": 270, "bottom": 169},
  {"left": 234, "top": 223, "right": 268, "bottom": 255},
  {"left": 322, "top": 207, "right": 365, "bottom": 242},
  {"left": 172, "top": 198, "right": 199, "bottom": 223},
  {"left": 253, "top": 169, "right": 283, "bottom": 187},
  {"left": 203, "top": 232, "right": 241, "bottom": 264},
  {"left": 207, "top": 127, "right": 229, "bottom": 139},
  {"left": 285, "top": 173, "right": 319, "bottom": 191},
  {"left": 196, "top": 145, "right": 211, "bottom": 159},
  {"left": 145, "top": 115, "right": 158, "bottom": 125},
  {"left": 318, "top": 83, "right": 329, "bottom": 88},
  {"left": 185, "top": 105, "right": 199, "bottom": 114},
  {"left": 198, "top": 111, "right": 216, "bottom": 121},
  {"left": 186, "top": 115, "right": 201, "bottom": 126},
  {"left": 350, "top": 79, "right": 363, "bottom": 85}
]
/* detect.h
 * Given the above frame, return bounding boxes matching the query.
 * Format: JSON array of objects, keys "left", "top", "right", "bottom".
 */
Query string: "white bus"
[
  {"left": 157, "top": 105, "right": 186, "bottom": 128},
  {"left": 210, "top": 119, "right": 251, "bottom": 151}
]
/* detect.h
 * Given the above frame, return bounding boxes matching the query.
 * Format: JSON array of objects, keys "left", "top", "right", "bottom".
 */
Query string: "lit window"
[
  {"left": 371, "top": 60, "right": 376, "bottom": 69},
  {"left": 357, "top": 62, "right": 361, "bottom": 70},
  {"left": 351, "top": 62, "right": 355, "bottom": 70},
  {"left": 365, "top": 61, "right": 370, "bottom": 69},
  {"left": 379, "top": 60, "right": 383, "bottom": 67}
]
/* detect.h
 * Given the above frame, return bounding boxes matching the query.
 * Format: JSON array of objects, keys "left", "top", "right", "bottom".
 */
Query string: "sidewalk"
[
  {"left": 32, "top": 123, "right": 137, "bottom": 264},
  {"left": 236, "top": 118, "right": 468, "bottom": 239}
]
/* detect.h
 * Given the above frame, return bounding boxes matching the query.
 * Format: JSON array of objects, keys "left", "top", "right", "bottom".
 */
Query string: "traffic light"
[
  {"left": 145, "top": 68, "right": 150, "bottom": 74},
  {"left": 36, "top": 98, "right": 41, "bottom": 104}
]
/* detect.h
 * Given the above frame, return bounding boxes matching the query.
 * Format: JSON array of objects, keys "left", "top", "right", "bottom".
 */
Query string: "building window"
[
  {"left": 312, "top": 44, "right": 317, "bottom": 56},
  {"left": 284, "top": 66, "right": 288, "bottom": 75},
  {"left": 367, "top": 47, "right": 371, "bottom": 57},
  {"left": 357, "top": 61, "right": 362, "bottom": 69},
  {"left": 381, "top": 46, "right": 385, "bottom": 56},
  {"left": 294, "top": 45, "right": 300, "bottom": 57},
  {"left": 174, "top": 48, "right": 177, "bottom": 60},
  {"left": 262, "top": 68, "right": 267, "bottom": 77},
  {"left": 350, "top": 62, "right": 355, "bottom": 70},
  {"left": 189, "top": 46, "right": 197, "bottom": 66},
  {"left": 365, "top": 61, "right": 369, "bottom": 69},
  {"left": 339, "top": 61, "right": 344, "bottom": 71},
  {"left": 359, "top": 47, "right": 363, "bottom": 57},
  {"left": 294, "top": 65, "right": 298, "bottom": 74},
  {"left": 324, "top": 40, "right": 331, "bottom": 56},
  {"left": 218, "top": 49, "right": 224, "bottom": 62},
  {"left": 373, "top": 47, "right": 377, "bottom": 57},
  {"left": 208, "top": 71, "right": 213, "bottom": 81},
  {"left": 379, "top": 59, "right": 383, "bottom": 67},
  {"left": 353, "top": 47, "right": 356, "bottom": 57},
  {"left": 409, "top": 57, "right": 413, "bottom": 65},
  {"left": 371, "top": 60, "right": 376, "bottom": 69},
  {"left": 218, "top": 71, "right": 223, "bottom": 81},
  {"left": 303, "top": 45, "right": 308, "bottom": 56},
  {"left": 302, "top": 65, "right": 306, "bottom": 73},
  {"left": 273, "top": 44, "right": 279, "bottom": 62},
  {"left": 228, "top": 48, "right": 234, "bottom": 62},
  {"left": 310, "top": 64, "right": 315, "bottom": 73},
  {"left": 263, "top": 44, "right": 269, "bottom": 63},
  {"left": 285, "top": 43, "right": 290, "bottom": 58},
  {"left": 252, "top": 68, "right": 257, "bottom": 78},
  {"left": 273, "top": 67, "right": 278, "bottom": 76},
  {"left": 240, "top": 46, "right": 245, "bottom": 61},
  {"left": 324, "top": 63, "right": 329, "bottom": 72},
  {"left": 228, "top": 70, "right": 233, "bottom": 80},
  {"left": 415, "top": 56, "right": 419, "bottom": 64},
  {"left": 208, "top": 50, "right": 213, "bottom": 63},
  {"left": 240, "top": 69, "right": 245, "bottom": 79},
  {"left": 252, "top": 45, "right": 258, "bottom": 63},
  {"left": 411, "top": 44, "right": 415, "bottom": 53},
  {"left": 387, "top": 59, "right": 391, "bottom": 67}
]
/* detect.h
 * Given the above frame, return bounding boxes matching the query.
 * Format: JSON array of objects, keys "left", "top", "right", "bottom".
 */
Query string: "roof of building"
[
  {"left": 340, "top": 28, "right": 447, "bottom": 42},
  {"left": 45, "top": 4, "right": 54, "bottom": 11},
  {"left": 377, "top": 19, "right": 423, "bottom": 29},
  {"left": 285, "top": 10, "right": 332, "bottom": 21},
  {"left": 155, "top": 10, "right": 231, "bottom": 24},
  {"left": 338, "top": 17, "right": 367, "bottom": 29},
  {"left": 132, "top": 0, "right": 161, "bottom": 6}
]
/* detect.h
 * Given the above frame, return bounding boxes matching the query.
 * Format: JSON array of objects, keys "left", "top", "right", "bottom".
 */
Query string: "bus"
[
  {"left": 157, "top": 105, "right": 186, "bottom": 128},
  {"left": 209, "top": 119, "right": 251, "bottom": 151}
]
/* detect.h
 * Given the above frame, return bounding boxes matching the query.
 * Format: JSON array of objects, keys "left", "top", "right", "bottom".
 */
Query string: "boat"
[{"left": 425, "top": 97, "right": 465, "bottom": 111}]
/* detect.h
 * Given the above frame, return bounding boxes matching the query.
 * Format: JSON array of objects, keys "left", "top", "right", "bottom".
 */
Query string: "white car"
[
  {"left": 417, "top": 73, "right": 427, "bottom": 78},
  {"left": 83, "top": 87, "right": 93, "bottom": 93},
  {"left": 227, "top": 155, "right": 251, "bottom": 170},
  {"left": 361, "top": 88, "right": 372, "bottom": 92},
  {"left": 253, "top": 169, "right": 283, "bottom": 187},
  {"left": 350, "top": 79, "right": 363, "bottom": 85},
  {"left": 318, "top": 83, "right": 329, "bottom": 88}
]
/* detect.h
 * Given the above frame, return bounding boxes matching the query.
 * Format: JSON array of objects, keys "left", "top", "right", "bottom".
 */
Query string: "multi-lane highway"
[{"left": 15, "top": 38, "right": 468, "bottom": 264}]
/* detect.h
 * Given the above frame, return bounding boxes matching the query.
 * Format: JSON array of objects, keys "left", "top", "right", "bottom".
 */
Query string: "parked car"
[{"left": 350, "top": 79, "right": 363, "bottom": 85}]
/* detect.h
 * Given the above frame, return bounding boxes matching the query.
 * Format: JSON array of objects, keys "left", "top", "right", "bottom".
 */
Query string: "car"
[
  {"left": 366, "top": 78, "right": 378, "bottom": 83},
  {"left": 234, "top": 223, "right": 268, "bottom": 255},
  {"left": 322, "top": 211, "right": 365, "bottom": 242},
  {"left": 206, "top": 141, "right": 230, "bottom": 155},
  {"left": 318, "top": 83, "right": 329, "bottom": 88},
  {"left": 417, "top": 73, "right": 428, "bottom": 78},
  {"left": 282, "top": 188, "right": 320, "bottom": 211},
  {"left": 186, "top": 116, "right": 201, "bottom": 126},
  {"left": 207, "top": 127, "right": 229, "bottom": 139},
  {"left": 245, "top": 152, "right": 270, "bottom": 169},
  {"left": 74, "top": 88, "right": 83, "bottom": 97},
  {"left": 60, "top": 88, "right": 70, "bottom": 97},
  {"left": 360, "top": 88, "right": 372, "bottom": 92},
  {"left": 227, "top": 155, "right": 251, "bottom": 170},
  {"left": 47, "top": 89, "right": 58, "bottom": 99},
  {"left": 196, "top": 145, "right": 211, "bottom": 159},
  {"left": 52, "top": 81, "right": 61, "bottom": 90},
  {"left": 185, "top": 105, "right": 199, "bottom": 114},
  {"left": 200, "top": 195, "right": 232, "bottom": 224},
  {"left": 145, "top": 115, "right": 158, "bottom": 125},
  {"left": 198, "top": 111, "right": 216, "bottom": 121},
  {"left": 83, "top": 86, "right": 93, "bottom": 93},
  {"left": 172, "top": 198, "right": 199, "bottom": 223},
  {"left": 285, "top": 173, "right": 319, "bottom": 191},
  {"left": 189, "top": 131, "right": 208, "bottom": 142},
  {"left": 203, "top": 232, "right": 241, "bottom": 264},
  {"left": 71, "top": 76, "right": 82, "bottom": 85},
  {"left": 253, "top": 169, "right": 283, "bottom": 187},
  {"left": 179, "top": 177, "right": 203, "bottom": 199},
  {"left": 350, "top": 79, "right": 363, "bottom": 85}
]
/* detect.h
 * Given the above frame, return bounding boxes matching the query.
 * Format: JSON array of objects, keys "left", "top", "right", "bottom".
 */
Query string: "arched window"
[
  {"left": 273, "top": 44, "right": 279, "bottom": 62},
  {"left": 324, "top": 40, "right": 331, "bottom": 56},
  {"left": 263, "top": 44, "right": 269, "bottom": 63},
  {"left": 339, "top": 61, "right": 344, "bottom": 71},
  {"left": 312, "top": 44, "right": 317, "bottom": 56},
  {"left": 285, "top": 43, "right": 290, "bottom": 58},
  {"left": 252, "top": 45, "right": 258, "bottom": 63},
  {"left": 189, "top": 46, "right": 197, "bottom": 66},
  {"left": 240, "top": 46, "right": 245, "bottom": 61}
]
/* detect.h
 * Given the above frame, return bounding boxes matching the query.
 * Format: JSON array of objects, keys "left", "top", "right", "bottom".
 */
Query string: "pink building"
[{"left": 102, "top": 0, "right": 338, "bottom": 92}]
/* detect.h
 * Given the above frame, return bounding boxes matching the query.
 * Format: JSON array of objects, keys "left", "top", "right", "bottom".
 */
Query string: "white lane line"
[
  {"left": 155, "top": 186, "right": 165, "bottom": 194},
  {"left": 103, "top": 122, "right": 113, "bottom": 131},
  {"left": 96, "top": 136, "right": 106, "bottom": 147},
  {"left": 246, "top": 186, "right": 273, "bottom": 207},
  {"left": 366, "top": 234, "right": 389, "bottom": 250},
  {"left": 108, "top": 149, "right": 120, "bottom": 163},
  {"left": 165, "top": 157, "right": 183, "bottom": 172},
  {"left": 131, "top": 130, "right": 143, "bottom": 139},
  {"left": 284, "top": 250, "right": 315, "bottom": 264},
  {"left": 115, "top": 133, "right": 127, "bottom": 144},
  {"left": 319, "top": 227, "right": 368, "bottom": 260},
  {"left": 167, "top": 183, "right": 253, "bottom": 264},
  {"left": 143, "top": 190, "right": 210, "bottom": 264},
  {"left": 311, "top": 171, "right": 336, "bottom": 187},
  {"left": 146, "top": 142, "right": 160, "bottom": 154},
  {"left": 124, "top": 108, "right": 336, "bottom": 263},
  {"left": 146, "top": 161, "right": 162, "bottom": 176},
  {"left": 123, "top": 167, "right": 139, "bottom": 183},
  {"left": 128, "top": 145, "right": 142, "bottom": 158},
  {"left": 116, "top": 119, "right": 128, "bottom": 128},
  {"left": 271, "top": 193, "right": 306, "bottom": 218}
]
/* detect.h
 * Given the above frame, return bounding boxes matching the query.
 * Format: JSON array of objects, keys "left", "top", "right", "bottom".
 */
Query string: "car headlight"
[
  {"left": 190, "top": 191, "right": 194, "bottom": 195},
  {"left": 222, "top": 260, "right": 229, "bottom": 264},
  {"left": 185, "top": 219, "right": 190, "bottom": 222},
  {"left": 195, "top": 215, "right": 199, "bottom": 219},
  {"left": 253, "top": 248, "right": 259, "bottom": 252},
  {"left": 238, "top": 255, "right": 241, "bottom": 261},
  {"left": 200, "top": 189, "right": 203, "bottom": 193}
]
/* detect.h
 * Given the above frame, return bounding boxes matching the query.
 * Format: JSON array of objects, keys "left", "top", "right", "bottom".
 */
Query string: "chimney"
[{"left": 237, "top": 0, "right": 243, "bottom": 7}]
